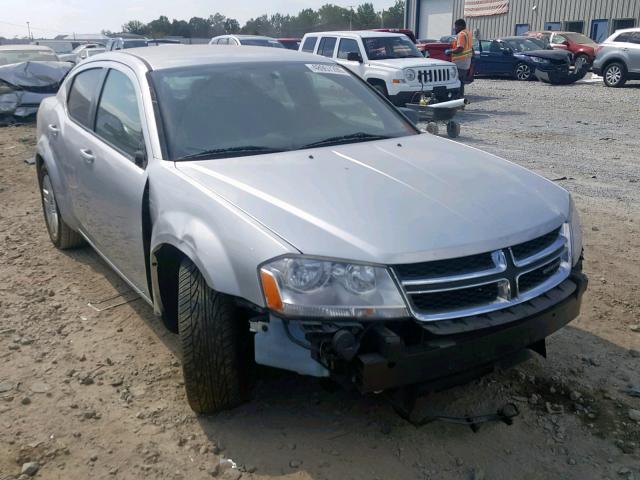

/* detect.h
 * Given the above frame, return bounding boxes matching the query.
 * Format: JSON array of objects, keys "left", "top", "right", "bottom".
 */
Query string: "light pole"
[
  {"left": 380, "top": 9, "right": 384, "bottom": 28},
  {"left": 348, "top": 5, "right": 354, "bottom": 30},
  {"left": 26, "top": 21, "right": 32, "bottom": 39}
]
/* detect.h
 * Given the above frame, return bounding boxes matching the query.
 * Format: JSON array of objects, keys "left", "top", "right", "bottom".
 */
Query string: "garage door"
[{"left": 418, "top": 0, "right": 454, "bottom": 40}]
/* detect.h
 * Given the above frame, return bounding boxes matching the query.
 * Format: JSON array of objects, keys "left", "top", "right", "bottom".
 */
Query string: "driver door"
[
  {"left": 334, "top": 38, "right": 366, "bottom": 77},
  {"left": 73, "top": 65, "right": 151, "bottom": 297}
]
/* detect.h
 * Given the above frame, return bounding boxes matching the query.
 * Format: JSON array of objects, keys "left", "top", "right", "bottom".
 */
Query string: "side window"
[
  {"left": 479, "top": 40, "right": 492, "bottom": 51},
  {"left": 632, "top": 32, "right": 640, "bottom": 45},
  {"left": 614, "top": 32, "right": 633, "bottom": 43},
  {"left": 337, "top": 38, "right": 360, "bottom": 59},
  {"left": 551, "top": 34, "right": 566, "bottom": 45},
  {"left": 67, "top": 68, "right": 103, "bottom": 128},
  {"left": 301, "top": 36, "right": 317, "bottom": 52},
  {"left": 95, "top": 69, "right": 144, "bottom": 159},
  {"left": 318, "top": 37, "right": 337, "bottom": 57}
]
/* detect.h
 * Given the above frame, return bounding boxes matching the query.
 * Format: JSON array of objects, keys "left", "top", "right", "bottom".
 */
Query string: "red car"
[
  {"left": 277, "top": 38, "right": 301, "bottom": 50},
  {"left": 417, "top": 36, "right": 455, "bottom": 61},
  {"left": 524, "top": 31, "right": 597, "bottom": 69}
]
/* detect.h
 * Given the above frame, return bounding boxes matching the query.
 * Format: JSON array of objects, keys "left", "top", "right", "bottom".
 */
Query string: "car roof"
[
  {"left": 612, "top": 27, "right": 640, "bottom": 33},
  {"left": 0, "top": 44, "right": 55, "bottom": 52},
  {"left": 306, "top": 31, "right": 406, "bottom": 38},
  {"left": 102, "top": 44, "right": 324, "bottom": 70},
  {"left": 216, "top": 35, "right": 275, "bottom": 40}
]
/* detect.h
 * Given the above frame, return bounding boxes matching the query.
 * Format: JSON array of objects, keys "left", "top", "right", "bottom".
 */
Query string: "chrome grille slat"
[
  {"left": 417, "top": 67, "right": 451, "bottom": 85},
  {"left": 393, "top": 225, "right": 572, "bottom": 322}
]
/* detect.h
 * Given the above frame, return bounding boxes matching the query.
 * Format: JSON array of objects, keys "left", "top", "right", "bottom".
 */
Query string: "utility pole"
[
  {"left": 26, "top": 21, "right": 32, "bottom": 39},
  {"left": 380, "top": 9, "right": 384, "bottom": 28},
  {"left": 348, "top": 5, "right": 355, "bottom": 30}
]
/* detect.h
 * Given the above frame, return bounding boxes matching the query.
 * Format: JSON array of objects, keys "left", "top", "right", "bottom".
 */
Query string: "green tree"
[
  {"left": 122, "top": 20, "right": 146, "bottom": 35},
  {"left": 147, "top": 15, "right": 172, "bottom": 37},
  {"left": 317, "top": 4, "right": 350, "bottom": 31},
  {"left": 188, "top": 17, "right": 211, "bottom": 38},
  {"left": 224, "top": 18, "right": 240, "bottom": 34},
  {"left": 354, "top": 3, "right": 379, "bottom": 30},
  {"left": 383, "top": 0, "right": 405, "bottom": 28}
]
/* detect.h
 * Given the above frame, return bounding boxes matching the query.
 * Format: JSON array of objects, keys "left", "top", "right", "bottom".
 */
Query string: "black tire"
[
  {"left": 446, "top": 121, "right": 461, "bottom": 138},
  {"left": 514, "top": 62, "right": 532, "bottom": 81},
  {"left": 178, "top": 258, "right": 251, "bottom": 414},
  {"left": 574, "top": 54, "right": 590, "bottom": 71},
  {"left": 602, "top": 62, "right": 627, "bottom": 88},
  {"left": 37, "top": 164, "right": 84, "bottom": 250}
]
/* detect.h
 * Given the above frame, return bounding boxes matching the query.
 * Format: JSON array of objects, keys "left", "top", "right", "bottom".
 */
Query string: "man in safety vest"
[{"left": 445, "top": 19, "right": 473, "bottom": 97}]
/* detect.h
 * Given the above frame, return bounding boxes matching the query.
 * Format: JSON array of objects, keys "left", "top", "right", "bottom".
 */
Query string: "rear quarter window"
[{"left": 67, "top": 68, "right": 103, "bottom": 128}]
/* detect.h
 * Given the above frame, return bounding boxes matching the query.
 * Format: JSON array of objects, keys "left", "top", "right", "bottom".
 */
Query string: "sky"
[{"left": 1, "top": 0, "right": 398, "bottom": 38}]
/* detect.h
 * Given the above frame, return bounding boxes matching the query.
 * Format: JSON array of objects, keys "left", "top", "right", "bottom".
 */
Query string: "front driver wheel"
[
  {"left": 178, "top": 257, "right": 251, "bottom": 413},
  {"left": 38, "top": 165, "right": 84, "bottom": 249},
  {"left": 603, "top": 62, "right": 627, "bottom": 88},
  {"left": 514, "top": 62, "right": 532, "bottom": 81}
]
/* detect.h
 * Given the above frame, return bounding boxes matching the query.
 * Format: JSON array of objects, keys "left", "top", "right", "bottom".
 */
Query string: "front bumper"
[
  {"left": 389, "top": 85, "right": 461, "bottom": 106},
  {"left": 354, "top": 271, "right": 587, "bottom": 392}
]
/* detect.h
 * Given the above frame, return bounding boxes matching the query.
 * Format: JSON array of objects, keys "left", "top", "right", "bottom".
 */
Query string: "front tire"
[
  {"left": 178, "top": 258, "right": 251, "bottom": 414},
  {"left": 603, "top": 62, "right": 627, "bottom": 88},
  {"left": 38, "top": 165, "right": 84, "bottom": 249},
  {"left": 514, "top": 62, "right": 532, "bottom": 81}
]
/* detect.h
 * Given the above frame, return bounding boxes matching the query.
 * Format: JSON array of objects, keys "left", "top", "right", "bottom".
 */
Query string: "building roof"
[
  {"left": 103, "top": 44, "right": 323, "bottom": 70},
  {"left": 62, "top": 34, "right": 109, "bottom": 41}
]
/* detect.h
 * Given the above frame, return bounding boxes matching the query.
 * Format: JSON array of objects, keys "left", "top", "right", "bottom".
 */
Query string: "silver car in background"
[
  {"left": 35, "top": 45, "right": 586, "bottom": 414},
  {"left": 593, "top": 28, "right": 640, "bottom": 87}
]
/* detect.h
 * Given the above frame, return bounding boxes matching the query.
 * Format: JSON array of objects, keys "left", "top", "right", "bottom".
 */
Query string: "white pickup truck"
[{"left": 300, "top": 31, "right": 461, "bottom": 105}]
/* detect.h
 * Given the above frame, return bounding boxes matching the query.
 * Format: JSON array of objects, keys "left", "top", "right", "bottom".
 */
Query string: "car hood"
[
  {"left": 522, "top": 49, "right": 570, "bottom": 61},
  {"left": 176, "top": 135, "right": 569, "bottom": 264},
  {"left": 368, "top": 57, "right": 453, "bottom": 69}
]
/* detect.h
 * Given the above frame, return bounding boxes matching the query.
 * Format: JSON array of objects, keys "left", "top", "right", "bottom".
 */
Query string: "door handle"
[
  {"left": 79, "top": 149, "right": 95, "bottom": 164},
  {"left": 48, "top": 124, "right": 59, "bottom": 136}
]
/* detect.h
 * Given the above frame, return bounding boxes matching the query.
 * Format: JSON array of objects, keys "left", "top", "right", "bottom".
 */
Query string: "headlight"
[
  {"left": 404, "top": 68, "right": 416, "bottom": 82},
  {"left": 530, "top": 56, "right": 550, "bottom": 64},
  {"left": 449, "top": 66, "right": 458, "bottom": 78},
  {"left": 259, "top": 256, "right": 408, "bottom": 319},
  {"left": 568, "top": 195, "right": 583, "bottom": 266}
]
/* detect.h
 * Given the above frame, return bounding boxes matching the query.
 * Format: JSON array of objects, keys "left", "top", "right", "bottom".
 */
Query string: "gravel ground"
[{"left": 0, "top": 78, "right": 639, "bottom": 480}]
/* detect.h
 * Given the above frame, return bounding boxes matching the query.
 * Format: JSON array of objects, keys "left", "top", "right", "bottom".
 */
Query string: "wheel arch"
[{"left": 601, "top": 57, "right": 627, "bottom": 72}]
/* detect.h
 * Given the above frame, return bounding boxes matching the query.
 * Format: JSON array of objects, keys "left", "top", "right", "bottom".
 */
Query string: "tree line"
[{"left": 119, "top": 1, "right": 404, "bottom": 39}]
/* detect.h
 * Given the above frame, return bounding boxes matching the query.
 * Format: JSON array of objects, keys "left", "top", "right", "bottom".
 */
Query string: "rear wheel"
[
  {"left": 603, "top": 62, "right": 627, "bottom": 88},
  {"left": 178, "top": 258, "right": 251, "bottom": 413},
  {"left": 38, "top": 165, "right": 84, "bottom": 249},
  {"left": 574, "top": 54, "right": 590, "bottom": 71},
  {"left": 514, "top": 62, "right": 532, "bottom": 81}
]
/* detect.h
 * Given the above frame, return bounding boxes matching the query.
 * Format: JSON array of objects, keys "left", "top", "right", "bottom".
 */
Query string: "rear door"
[
  {"left": 72, "top": 64, "right": 151, "bottom": 296},
  {"left": 317, "top": 37, "right": 337, "bottom": 58},
  {"left": 480, "top": 40, "right": 514, "bottom": 75}
]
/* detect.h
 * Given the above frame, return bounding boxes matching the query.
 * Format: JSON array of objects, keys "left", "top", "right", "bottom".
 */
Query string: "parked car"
[
  {"left": 59, "top": 44, "right": 103, "bottom": 64},
  {"left": 525, "top": 31, "right": 597, "bottom": 69},
  {"left": 473, "top": 37, "right": 572, "bottom": 81},
  {"left": 77, "top": 47, "right": 106, "bottom": 62},
  {"left": 105, "top": 37, "right": 149, "bottom": 51},
  {"left": 209, "top": 35, "right": 284, "bottom": 48},
  {"left": 35, "top": 45, "right": 586, "bottom": 414},
  {"left": 0, "top": 45, "right": 59, "bottom": 65},
  {"left": 418, "top": 35, "right": 457, "bottom": 61},
  {"left": 593, "top": 28, "right": 640, "bottom": 87},
  {"left": 300, "top": 31, "right": 461, "bottom": 105},
  {"left": 277, "top": 38, "right": 301, "bottom": 50},
  {"left": 31, "top": 40, "right": 83, "bottom": 55}
]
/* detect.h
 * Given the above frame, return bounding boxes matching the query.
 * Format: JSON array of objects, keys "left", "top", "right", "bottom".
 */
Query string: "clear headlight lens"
[
  {"left": 568, "top": 195, "right": 583, "bottom": 266},
  {"left": 404, "top": 68, "right": 416, "bottom": 82},
  {"left": 260, "top": 256, "right": 408, "bottom": 319},
  {"left": 449, "top": 66, "right": 458, "bottom": 78}
]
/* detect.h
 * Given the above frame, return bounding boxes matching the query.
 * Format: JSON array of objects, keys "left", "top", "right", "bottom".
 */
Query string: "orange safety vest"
[{"left": 451, "top": 29, "right": 473, "bottom": 63}]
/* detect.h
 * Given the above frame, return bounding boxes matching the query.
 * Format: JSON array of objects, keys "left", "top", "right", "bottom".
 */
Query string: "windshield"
[
  {"left": 151, "top": 62, "right": 416, "bottom": 160},
  {"left": 504, "top": 38, "right": 547, "bottom": 52},
  {"left": 240, "top": 39, "right": 284, "bottom": 48},
  {"left": 363, "top": 36, "right": 422, "bottom": 60},
  {"left": 563, "top": 33, "right": 597, "bottom": 46},
  {"left": 0, "top": 50, "right": 58, "bottom": 65}
]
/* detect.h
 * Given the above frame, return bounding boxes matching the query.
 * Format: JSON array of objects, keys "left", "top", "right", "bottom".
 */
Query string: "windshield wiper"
[
  {"left": 177, "top": 145, "right": 287, "bottom": 161},
  {"left": 300, "top": 132, "right": 390, "bottom": 149}
]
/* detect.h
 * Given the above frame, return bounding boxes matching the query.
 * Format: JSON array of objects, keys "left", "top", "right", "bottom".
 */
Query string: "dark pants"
[{"left": 458, "top": 68, "right": 469, "bottom": 97}]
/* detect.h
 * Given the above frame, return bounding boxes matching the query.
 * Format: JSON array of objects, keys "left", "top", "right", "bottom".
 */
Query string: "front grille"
[
  {"left": 394, "top": 252, "right": 494, "bottom": 281},
  {"left": 411, "top": 283, "right": 500, "bottom": 314},
  {"left": 393, "top": 226, "right": 572, "bottom": 322},
  {"left": 518, "top": 258, "right": 561, "bottom": 293},
  {"left": 511, "top": 227, "right": 561, "bottom": 261},
  {"left": 417, "top": 68, "right": 451, "bottom": 84}
]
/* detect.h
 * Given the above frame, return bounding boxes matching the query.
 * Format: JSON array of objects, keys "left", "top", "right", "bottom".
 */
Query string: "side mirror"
[
  {"left": 398, "top": 107, "right": 419, "bottom": 126},
  {"left": 133, "top": 149, "right": 146, "bottom": 168},
  {"left": 347, "top": 52, "right": 363, "bottom": 63}
]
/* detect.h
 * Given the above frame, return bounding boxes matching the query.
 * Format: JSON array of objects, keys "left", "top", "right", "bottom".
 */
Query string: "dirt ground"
[{"left": 1, "top": 79, "right": 639, "bottom": 480}]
